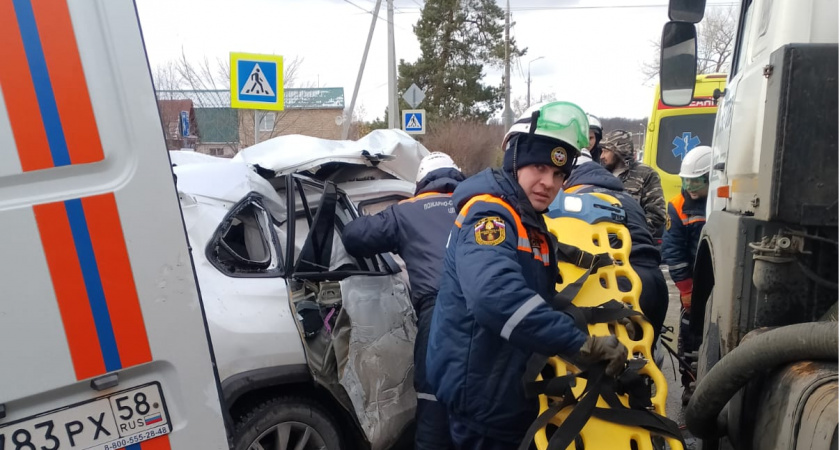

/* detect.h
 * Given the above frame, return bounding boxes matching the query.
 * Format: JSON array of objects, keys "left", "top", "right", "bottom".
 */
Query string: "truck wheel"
[{"left": 233, "top": 396, "right": 343, "bottom": 450}]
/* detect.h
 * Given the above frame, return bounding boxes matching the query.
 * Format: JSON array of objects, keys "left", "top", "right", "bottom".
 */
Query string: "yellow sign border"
[{"left": 230, "top": 52, "right": 284, "bottom": 111}]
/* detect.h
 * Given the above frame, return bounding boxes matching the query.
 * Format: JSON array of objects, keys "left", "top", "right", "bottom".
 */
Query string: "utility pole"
[
  {"left": 387, "top": 0, "right": 398, "bottom": 129},
  {"left": 502, "top": 0, "right": 513, "bottom": 129},
  {"left": 343, "top": 0, "right": 383, "bottom": 139},
  {"left": 526, "top": 56, "right": 544, "bottom": 109},
  {"left": 254, "top": 110, "right": 260, "bottom": 146}
]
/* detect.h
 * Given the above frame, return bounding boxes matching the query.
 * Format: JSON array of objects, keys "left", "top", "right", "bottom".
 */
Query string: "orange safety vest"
[{"left": 670, "top": 193, "right": 706, "bottom": 226}]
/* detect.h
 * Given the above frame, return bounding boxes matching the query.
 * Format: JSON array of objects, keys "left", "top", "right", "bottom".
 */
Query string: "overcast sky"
[{"left": 135, "top": 0, "right": 734, "bottom": 122}]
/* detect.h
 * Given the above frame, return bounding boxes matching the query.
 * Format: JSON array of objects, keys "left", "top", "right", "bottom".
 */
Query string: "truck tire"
[
  {"left": 233, "top": 396, "right": 343, "bottom": 450},
  {"left": 695, "top": 295, "right": 731, "bottom": 450}
]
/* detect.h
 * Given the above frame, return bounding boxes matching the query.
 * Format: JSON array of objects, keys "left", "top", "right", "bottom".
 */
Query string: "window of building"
[
  {"left": 259, "top": 112, "right": 276, "bottom": 132},
  {"left": 209, "top": 147, "right": 224, "bottom": 156}
]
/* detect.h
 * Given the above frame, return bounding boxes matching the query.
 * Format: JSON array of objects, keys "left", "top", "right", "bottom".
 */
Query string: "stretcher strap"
[
  {"left": 517, "top": 363, "right": 606, "bottom": 450},
  {"left": 519, "top": 362, "right": 686, "bottom": 450},
  {"left": 555, "top": 241, "right": 613, "bottom": 271}
]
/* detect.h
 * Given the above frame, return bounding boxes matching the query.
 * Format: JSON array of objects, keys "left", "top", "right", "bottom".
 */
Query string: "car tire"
[{"left": 233, "top": 396, "right": 343, "bottom": 450}]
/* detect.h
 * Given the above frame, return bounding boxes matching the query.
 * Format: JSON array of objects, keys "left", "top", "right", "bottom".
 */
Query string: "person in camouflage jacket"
[{"left": 599, "top": 130, "right": 666, "bottom": 235}]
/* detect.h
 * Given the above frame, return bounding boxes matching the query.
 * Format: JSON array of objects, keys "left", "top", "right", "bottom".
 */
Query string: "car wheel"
[{"left": 233, "top": 396, "right": 343, "bottom": 450}]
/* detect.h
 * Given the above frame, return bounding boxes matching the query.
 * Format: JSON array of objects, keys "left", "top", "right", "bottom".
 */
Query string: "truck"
[
  {"left": 643, "top": 73, "right": 727, "bottom": 202},
  {"left": 0, "top": 1, "right": 230, "bottom": 449},
  {"left": 658, "top": 0, "right": 838, "bottom": 449}
]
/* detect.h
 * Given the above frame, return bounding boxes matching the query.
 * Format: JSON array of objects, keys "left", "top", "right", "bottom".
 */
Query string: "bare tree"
[
  {"left": 152, "top": 60, "right": 180, "bottom": 93},
  {"left": 696, "top": 7, "right": 736, "bottom": 74},
  {"left": 511, "top": 92, "right": 558, "bottom": 117},
  {"left": 641, "top": 6, "right": 736, "bottom": 82}
]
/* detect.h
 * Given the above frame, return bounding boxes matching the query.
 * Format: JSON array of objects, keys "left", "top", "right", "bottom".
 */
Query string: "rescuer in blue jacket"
[
  {"left": 558, "top": 157, "right": 669, "bottom": 342},
  {"left": 342, "top": 152, "right": 465, "bottom": 450},
  {"left": 661, "top": 145, "right": 712, "bottom": 404},
  {"left": 427, "top": 102, "right": 629, "bottom": 449}
]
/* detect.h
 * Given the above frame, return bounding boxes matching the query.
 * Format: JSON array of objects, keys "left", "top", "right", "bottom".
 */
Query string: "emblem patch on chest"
[{"left": 474, "top": 216, "right": 505, "bottom": 245}]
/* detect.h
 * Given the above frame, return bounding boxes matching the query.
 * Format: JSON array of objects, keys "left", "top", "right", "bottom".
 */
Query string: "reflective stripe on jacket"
[{"left": 427, "top": 169, "right": 586, "bottom": 442}]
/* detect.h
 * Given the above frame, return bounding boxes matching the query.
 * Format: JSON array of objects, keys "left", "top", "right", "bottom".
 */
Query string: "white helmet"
[
  {"left": 502, "top": 101, "right": 590, "bottom": 153},
  {"left": 587, "top": 114, "right": 602, "bottom": 137},
  {"left": 416, "top": 152, "right": 460, "bottom": 183},
  {"left": 679, "top": 145, "right": 713, "bottom": 178}
]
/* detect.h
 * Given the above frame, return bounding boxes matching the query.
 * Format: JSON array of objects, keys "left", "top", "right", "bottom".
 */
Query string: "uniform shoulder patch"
[
  {"left": 474, "top": 216, "right": 505, "bottom": 245},
  {"left": 665, "top": 213, "right": 671, "bottom": 231}
]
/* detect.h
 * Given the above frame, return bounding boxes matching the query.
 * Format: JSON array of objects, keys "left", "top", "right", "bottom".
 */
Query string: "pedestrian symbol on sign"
[
  {"left": 402, "top": 109, "right": 426, "bottom": 134},
  {"left": 406, "top": 114, "right": 421, "bottom": 130},
  {"left": 241, "top": 63, "right": 275, "bottom": 96},
  {"left": 231, "top": 53, "right": 283, "bottom": 110}
]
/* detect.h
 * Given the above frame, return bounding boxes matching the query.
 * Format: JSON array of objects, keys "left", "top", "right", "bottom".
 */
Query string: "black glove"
[
  {"left": 579, "top": 335, "right": 628, "bottom": 377},
  {"left": 619, "top": 317, "right": 637, "bottom": 340}
]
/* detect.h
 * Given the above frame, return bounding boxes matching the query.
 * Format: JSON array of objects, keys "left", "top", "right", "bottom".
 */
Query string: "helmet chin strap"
[
  {"left": 512, "top": 134, "right": 519, "bottom": 180},
  {"left": 529, "top": 110, "right": 540, "bottom": 135}
]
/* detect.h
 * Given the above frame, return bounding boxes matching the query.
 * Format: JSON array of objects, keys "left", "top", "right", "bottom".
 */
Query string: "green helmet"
[{"left": 502, "top": 101, "right": 590, "bottom": 155}]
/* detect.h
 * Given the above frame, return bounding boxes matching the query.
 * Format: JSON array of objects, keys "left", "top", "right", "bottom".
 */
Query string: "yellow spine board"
[{"left": 535, "top": 193, "right": 683, "bottom": 450}]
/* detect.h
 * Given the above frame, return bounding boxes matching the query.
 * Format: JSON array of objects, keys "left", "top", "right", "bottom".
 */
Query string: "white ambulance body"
[{"left": 0, "top": 1, "right": 229, "bottom": 449}]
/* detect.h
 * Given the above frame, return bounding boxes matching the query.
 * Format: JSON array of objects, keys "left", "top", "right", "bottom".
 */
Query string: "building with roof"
[
  {"left": 156, "top": 99, "right": 197, "bottom": 150},
  {"left": 156, "top": 88, "right": 346, "bottom": 157}
]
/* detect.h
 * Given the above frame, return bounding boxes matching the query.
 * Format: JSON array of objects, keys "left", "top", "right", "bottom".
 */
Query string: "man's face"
[
  {"left": 589, "top": 130, "right": 596, "bottom": 150},
  {"left": 683, "top": 176, "right": 709, "bottom": 200},
  {"left": 688, "top": 188, "right": 708, "bottom": 200},
  {"left": 600, "top": 148, "right": 619, "bottom": 171},
  {"left": 517, "top": 164, "right": 565, "bottom": 211}
]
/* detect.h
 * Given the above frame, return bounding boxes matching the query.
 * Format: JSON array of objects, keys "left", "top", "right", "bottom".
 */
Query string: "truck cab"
[{"left": 658, "top": 0, "right": 838, "bottom": 448}]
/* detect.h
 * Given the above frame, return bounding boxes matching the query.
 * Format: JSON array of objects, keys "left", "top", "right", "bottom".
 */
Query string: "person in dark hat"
[{"left": 426, "top": 101, "right": 628, "bottom": 449}]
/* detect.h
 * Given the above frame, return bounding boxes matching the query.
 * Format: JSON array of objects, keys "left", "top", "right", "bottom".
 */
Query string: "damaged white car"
[{"left": 170, "top": 129, "right": 427, "bottom": 450}]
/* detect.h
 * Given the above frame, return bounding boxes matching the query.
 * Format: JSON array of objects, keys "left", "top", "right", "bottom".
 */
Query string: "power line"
[
  {"left": 342, "top": 0, "right": 412, "bottom": 32},
  {"left": 391, "top": 3, "right": 736, "bottom": 12}
]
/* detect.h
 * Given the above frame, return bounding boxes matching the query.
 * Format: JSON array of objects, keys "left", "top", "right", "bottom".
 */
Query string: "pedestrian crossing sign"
[
  {"left": 230, "top": 52, "right": 284, "bottom": 111},
  {"left": 402, "top": 109, "right": 426, "bottom": 135}
]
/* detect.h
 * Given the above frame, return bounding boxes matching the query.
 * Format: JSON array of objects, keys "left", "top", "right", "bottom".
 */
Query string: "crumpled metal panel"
[
  {"left": 333, "top": 276, "right": 417, "bottom": 450},
  {"left": 233, "top": 129, "right": 428, "bottom": 183}
]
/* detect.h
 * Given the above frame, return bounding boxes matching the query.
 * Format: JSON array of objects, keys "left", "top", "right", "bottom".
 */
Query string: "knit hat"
[{"left": 502, "top": 132, "right": 577, "bottom": 177}]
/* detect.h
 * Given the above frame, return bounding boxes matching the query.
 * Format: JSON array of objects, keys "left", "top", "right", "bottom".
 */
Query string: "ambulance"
[
  {"left": 0, "top": 1, "right": 229, "bottom": 449},
  {"left": 642, "top": 73, "right": 727, "bottom": 202}
]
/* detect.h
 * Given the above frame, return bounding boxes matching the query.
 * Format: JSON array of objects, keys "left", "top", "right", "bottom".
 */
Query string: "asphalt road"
[{"left": 659, "top": 266, "right": 700, "bottom": 449}]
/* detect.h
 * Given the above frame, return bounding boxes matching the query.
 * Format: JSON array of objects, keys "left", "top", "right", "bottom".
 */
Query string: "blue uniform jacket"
[
  {"left": 342, "top": 168, "right": 464, "bottom": 308},
  {"left": 560, "top": 161, "right": 661, "bottom": 268},
  {"left": 662, "top": 191, "right": 707, "bottom": 283},
  {"left": 427, "top": 168, "right": 587, "bottom": 442}
]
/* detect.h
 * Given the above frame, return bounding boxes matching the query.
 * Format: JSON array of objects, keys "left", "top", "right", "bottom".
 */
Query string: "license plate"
[{"left": 0, "top": 382, "right": 170, "bottom": 450}]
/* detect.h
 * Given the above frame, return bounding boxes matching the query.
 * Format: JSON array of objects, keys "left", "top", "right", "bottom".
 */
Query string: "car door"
[{"left": 283, "top": 174, "right": 417, "bottom": 450}]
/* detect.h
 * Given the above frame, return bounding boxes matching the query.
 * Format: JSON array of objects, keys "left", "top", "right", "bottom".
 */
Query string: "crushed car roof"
[{"left": 232, "top": 129, "right": 428, "bottom": 182}]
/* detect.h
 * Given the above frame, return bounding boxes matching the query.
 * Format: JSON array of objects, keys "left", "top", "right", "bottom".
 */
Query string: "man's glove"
[
  {"left": 675, "top": 279, "right": 693, "bottom": 310},
  {"left": 618, "top": 317, "right": 637, "bottom": 340},
  {"left": 579, "top": 335, "right": 628, "bottom": 377}
]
